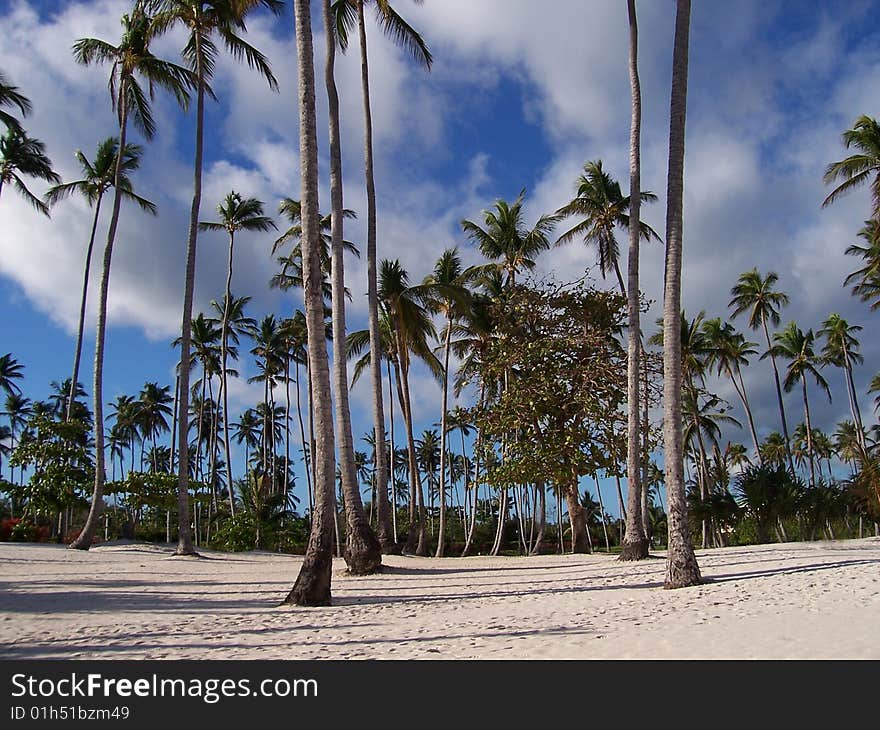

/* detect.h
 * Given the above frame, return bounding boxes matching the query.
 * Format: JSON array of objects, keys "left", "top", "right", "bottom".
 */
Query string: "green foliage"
[{"left": 733, "top": 464, "right": 800, "bottom": 542}]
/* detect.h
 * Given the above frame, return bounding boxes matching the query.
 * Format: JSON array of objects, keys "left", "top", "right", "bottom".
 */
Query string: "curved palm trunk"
[
  {"left": 286, "top": 0, "right": 337, "bottom": 606},
  {"left": 565, "top": 475, "right": 590, "bottom": 554},
  {"left": 731, "top": 365, "right": 763, "bottom": 463},
  {"left": 294, "top": 359, "right": 313, "bottom": 514},
  {"left": 219, "top": 230, "right": 236, "bottom": 516},
  {"left": 435, "top": 314, "right": 453, "bottom": 557},
  {"left": 398, "top": 353, "right": 427, "bottom": 555},
  {"left": 173, "top": 38, "right": 208, "bottom": 557},
  {"left": 762, "top": 319, "right": 796, "bottom": 474},
  {"left": 462, "top": 383, "right": 484, "bottom": 556},
  {"left": 324, "top": 0, "right": 381, "bottom": 575},
  {"left": 67, "top": 193, "right": 104, "bottom": 422},
  {"left": 354, "top": 0, "right": 395, "bottom": 556},
  {"left": 620, "top": 0, "right": 648, "bottom": 562},
  {"left": 661, "top": 0, "right": 701, "bottom": 588},
  {"left": 70, "top": 85, "right": 129, "bottom": 551},
  {"left": 387, "top": 357, "right": 398, "bottom": 542},
  {"left": 842, "top": 351, "right": 866, "bottom": 448}
]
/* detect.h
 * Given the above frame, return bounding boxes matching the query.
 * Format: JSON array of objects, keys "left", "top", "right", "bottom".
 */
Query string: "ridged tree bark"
[
  {"left": 220, "top": 229, "right": 236, "bottom": 516},
  {"left": 70, "top": 85, "right": 129, "bottom": 551},
  {"left": 285, "top": 0, "right": 337, "bottom": 606},
  {"left": 435, "top": 313, "right": 452, "bottom": 557},
  {"left": 565, "top": 476, "right": 590, "bottom": 554},
  {"left": 620, "top": 0, "right": 648, "bottom": 561},
  {"left": 324, "top": 0, "right": 381, "bottom": 575},
  {"left": 662, "top": 0, "right": 701, "bottom": 588},
  {"left": 355, "top": 0, "right": 396, "bottom": 553}
]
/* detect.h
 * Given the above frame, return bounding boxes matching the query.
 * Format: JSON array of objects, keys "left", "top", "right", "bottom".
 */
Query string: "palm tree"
[
  {"left": 200, "top": 192, "right": 275, "bottom": 514},
  {"left": 151, "top": 0, "right": 282, "bottom": 556},
  {"left": 422, "top": 247, "right": 472, "bottom": 556},
  {"left": 0, "top": 129, "right": 60, "bottom": 215},
  {"left": 770, "top": 322, "right": 832, "bottom": 488},
  {"left": 729, "top": 268, "right": 795, "bottom": 473},
  {"left": 823, "top": 115, "right": 880, "bottom": 218},
  {"left": 819, "top": 314, "right": 866, "bottom": 448},
  {"left": 69, "top": 6, "right": 193, "bottom": 551},
  {"left": 555, "top": 160, "right": 659, "bottom": 293},
  {"left": 285, "top": 0, "right": 337, "bottom": 607},
  {"left": 379, "top": 259, "right": 442, "bottom": 555},
  {"left": 843, "top": 221, "right": 880, "bottom": 310},
  {"left": 760, "top": 432, "right": 788, "bottom": 468},
  {"left": 870, "top": 373, "right": 880, "bottom": 413},
  {"left": 109, "top": 393, "right": 141, "bottom": 475},
  {"left": 46, "top": 138, "right": 155, "bottom": 421},
  {"left": 0, "top": 70, "right": 31, "bottom": 133},
  {"left": 462, "top": 191, "right": 557, "bottom": 288},
  {"left": 137, "top": 382, "right": 173, "bottom": 471},
  {"left": 661, "top": 0, "right": 700, "bottom": 588},
  {"left": 702, "top": 318, "right": 763, "bottom": 462},
  {"left": 0, "top": 354, "right": 24, "bottom": 397},
  {"left": 333, "top": 0, "right": 432, "bottom": 557},
  {"left": 320, "top": 0, "right": 381, "bottom": 574},
  {"left": 3, "top": 393, "right": 31, "bottom": 485}
]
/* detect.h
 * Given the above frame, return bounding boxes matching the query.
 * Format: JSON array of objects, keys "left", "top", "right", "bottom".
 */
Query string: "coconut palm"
[
  {"left": 0, "top": 70, "right": 31, "bottom": 133},
  {"left": 422, "top": 247, "right": 473, "bottom": 556},
  {"left": 0, "top": 129, "right": 60, "bottom": 215},
  {"left": 729, "top": 268, "right": 795, "bottom": 473},
  {"left": 823, "top": 115, "right": 880, "bottom": 218},
  {"left": 320, "top": 0, "right": 382, "bottom": 574},
  {"left": 69, "top": 6, "right": 193, "bottom": 550},
  {"left": 702, "top": 318, "right": 763, "bottom": 462},
  {"left": 232, "top": 408, "right": 261, "bottom": 471},
  {"left": 554, "top": 160, "right": 659, "bottom": 293},
  {"left": 199, "top": 192, "right": 275, "bottom": 514},
  {"left": 818, "top": 313, "right": 866, "bottom": 448},
  {"left": 0, "top": 354, "right": 24, "bottom": 397},
  {"left": 661, "top": 0, "right": 700, "bottom": 588},
  {"left": 285, "top": 0, "right": 337, "bottom": 607},
  {"left": 273, "top": 199, "right": 359, "bottom": 269},
  {"left": 150, "top": 0, "right": 281, "bottom": 555},
  {"left": 334, "top": 0, "right": 432, "bottom": 556},
  {"left": 46, "top": 138, "right": 155, "bottom": 421},
  {"left": 870, "top": 373, "right": 880, "bottom": 413},
  {"left": 137, "top": 382, "right": 173, "bottom": 471},
  {"left": 462, "top": 191, "right": 557, "bottom": 288},
  {"left": 843, "top": 221, "right": 880, "bottom": 310},
  {"left": 3, "top": 393, "right": 31, "bottom": 485},
  {"left": 770, "top": 322, "right": 832, "bottom": 488}
]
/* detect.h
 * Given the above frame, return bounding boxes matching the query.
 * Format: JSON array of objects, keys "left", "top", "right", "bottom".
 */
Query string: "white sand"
[{"left": 1, "top": 538, "right": 878, "bottom": 659}]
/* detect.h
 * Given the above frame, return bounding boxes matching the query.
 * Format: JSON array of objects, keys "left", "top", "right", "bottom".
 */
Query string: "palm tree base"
[
  {"left": 284, "top": 554, "right": 333, "bottom": 607},
  {"left": 67, "top": 539, "right": 91, "bottom": 551},
  {"left": 663, "top": 554, "right": 702, "bottom": 589},
  {"left": 618, "top": 538, "right": 650, "bottom": 561},
  {"left": 344, "top": 523, "right": 383, "bottom": 575}
]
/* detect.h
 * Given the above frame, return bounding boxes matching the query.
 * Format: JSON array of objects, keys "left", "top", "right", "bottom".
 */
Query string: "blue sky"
[{"left": 2, "top": 0, "right": 880, "bottom": 516}]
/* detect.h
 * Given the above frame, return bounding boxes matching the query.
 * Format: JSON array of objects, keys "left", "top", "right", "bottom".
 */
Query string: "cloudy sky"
[{"left": 2, "top": 0, "right": 879, "bottom": 509}]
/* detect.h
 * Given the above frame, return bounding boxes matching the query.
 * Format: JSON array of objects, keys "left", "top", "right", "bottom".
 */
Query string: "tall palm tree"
[
  {"left": 843, "top": 221, "right": 880, "bottom": 311},
  {"left": 422, "top": 247, "right": 472, "bottom": 556},
  {"left": 151, "top": 0, "right": 282, "bottom": 556},
  {"left": 137, "top": 381, "right": 173, "bottom": 471},
  {"left": 620, "top": 0, "right": 650, "bottom": 561},
  {"left": 0, "top": 129, "right": 60, "bottom": 215},
  {"left": 555, "top": 160, "right": 659, "bottom": 293},
  {"left": 379, "top": 259, "right": 442, "bottom": 555},
  {"left": 232, "top": 407, "right": 260, "bottom": 469},
  {"left": 819, "top": 313, "right": 866, "bottom": 448},
  {"left": 285, "top": 0, "right": 337, "bottom": 607},
  {"left": 462, "top": 191, "right": 557, "bottom": 288},
  {"left": 69, "top": 6, "right": 193, "bottom": 551},
  {"left": 870, "top": 373, "right": 880, "bottom": 414},
  {"left": 0, "top": 354, "right": 24, "bottom": 397},
  {"left": 0, "top": 69, "right": 31, "bottom": 133},
  {"left": 200, "top": 192, "right": 275, "bottom": 514},
  {"left": 661, "top": 0, "right": 700, "bottom": 588},
  {"left": 46, "top": 138, "right": 155, "bottom": 421},
  {"left": 334, "top": 0, "right": 432, "bottom": 557},
  {"left": 702, "top": 318, "right": 763, "bottom": 462},
  {"left": 3, "top": 393, "right": 31, "bottom": 485},
  {"left": 823, "top": 115, "right": 880, "bottom": 218},
  {"left": 729, "top": 268, "right": 795, "bottom": 473},
  {"left": 321, "top": 0, "right": 381, "bottom": 574},
  {"left": 770, "top": 322, "right": 832, "bottom": 488}
]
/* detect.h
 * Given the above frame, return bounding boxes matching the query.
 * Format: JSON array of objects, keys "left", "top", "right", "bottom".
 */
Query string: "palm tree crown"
[
  {"left": 823, "top": 114, "right": 880, "bottom": 216},
  {"left": 0, "top": 128, "right": 60, "bottom": 215}
]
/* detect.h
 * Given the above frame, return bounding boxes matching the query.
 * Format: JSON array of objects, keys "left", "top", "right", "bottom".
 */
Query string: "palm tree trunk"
[
  {"left": 762, "top": 318, "right": 796, "bottom": 474},
  {"left": 594, "top": 475, "right": 611, "bottom": 552},
  {"left": 169, "top": 374, "right": 179, "bottom": 473},
  {"left": 220, "top": 230, "right": 236, "bottom": 516},
  {"left": 324, "top": 0, "right": 381, "bottom": 575},
  {"left": 294, "top": 359, "right": 313, "bottom": 514},
  {"left": 286, "top": 0, "right": 337, "bottom": 606},
  {"left": 398, "top": 353, "right": 427, "bottom": 555},
  {"left": 173, "top": 38, "right": 208, "bottom": 557},
  {"left": 620, "top": 0, "right": 647, "bottom": 563},
  {"left": 641, "top": 353, "right": 651, "bottom": 542},
  {"left": 462, "top": 383, "right": 484, "bottom": 556},
  {"left": 284, "top": 352, "right": 291, "bottom": 499},
  {"left": 354, "top": 0, "right": 395, "bottom": 555},
  {"left": 70, "top": 82, "right": 129, "bottom": 551},
  {"left": 732, "top": 365, "right": 763, "bottom": 463},
  {"left": 661, "top": 0, "right": 701, "bottom": 588},
  {"left": 565, "top": 475, "right": 590, "bottom": 554},
  {"left": 530, "top": 481, "right": 546, "bottom": 555},
  {"left": 802, "top": 375, "right": 817, "bottom": 488},
  {"left": 387, "top": 357, "right": 397, "bottom": 541},
  {"left": 67, "top": 193, "right": 103, "bottom": 422},
  {"left": 435, "top": 313, "right": 453, "bottom": 557},
  {"left": 843, "top": 352, "right": 866, "bottom": 448}
]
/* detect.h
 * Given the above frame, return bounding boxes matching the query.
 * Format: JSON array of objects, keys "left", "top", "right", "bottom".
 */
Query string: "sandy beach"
[{"left": 1, "top": 539, "right": 878, "bottom": 659}]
